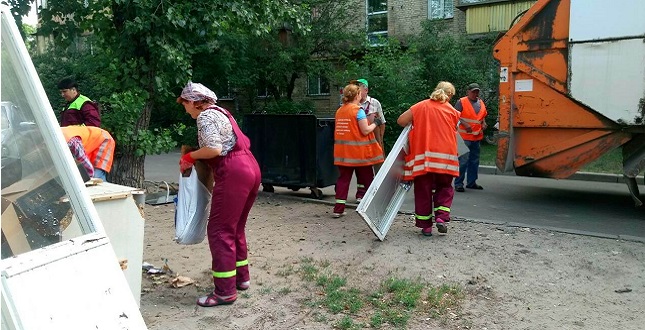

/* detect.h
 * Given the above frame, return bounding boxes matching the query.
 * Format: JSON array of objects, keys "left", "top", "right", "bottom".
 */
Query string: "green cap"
[{"left": 350, "top": 79, "right": 368, "bottom": 87}]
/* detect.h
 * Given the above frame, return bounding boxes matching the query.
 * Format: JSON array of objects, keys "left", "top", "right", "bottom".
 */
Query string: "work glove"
[
  {"left": 373, "top": 117, "right": 383, "bottom": 126},
  {"left": 179, "top": 152, "right": 196, "bottom": 173}
]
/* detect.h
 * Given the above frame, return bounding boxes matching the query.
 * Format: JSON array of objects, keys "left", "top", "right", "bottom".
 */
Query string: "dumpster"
[{"left": 244, "top": 114, "right": 338, "bottom": 199}]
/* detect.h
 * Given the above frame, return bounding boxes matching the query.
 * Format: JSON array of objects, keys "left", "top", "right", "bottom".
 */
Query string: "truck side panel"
[{"left": 493, "top": 0, "right": 644, "bottom": 179}]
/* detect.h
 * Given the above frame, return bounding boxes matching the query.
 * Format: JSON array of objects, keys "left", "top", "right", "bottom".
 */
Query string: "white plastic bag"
[{"left": 174, "top": 167, "right": 211, "bottom": 244}]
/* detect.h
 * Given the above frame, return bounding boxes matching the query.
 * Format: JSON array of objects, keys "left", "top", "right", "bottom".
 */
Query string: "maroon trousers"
[
  {"left": 209, "top": 150, "right": 260, "bottom": 296},
  {"left": 334, "top": 165, "right": 374, "bottom": 213},
  {"left": 413, "top": 172, "right": 455, "bottom": 228}
]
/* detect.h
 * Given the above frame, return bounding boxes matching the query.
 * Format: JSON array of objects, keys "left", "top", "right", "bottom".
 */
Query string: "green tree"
[
  {"left": 36, "top": 0, "right": 308, "bottom": 187},
  {"left": 2, "top": 0, "right": 33, "bottom": 38},
  {"left": 193, "top": 0, "right": 362, "bottom": 113}
]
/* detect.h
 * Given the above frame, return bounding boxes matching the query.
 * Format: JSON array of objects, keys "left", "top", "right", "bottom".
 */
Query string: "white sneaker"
[
  {"left": 356, "top": 198, "right": 362, "bottom": 203},
  {"left": 332, "top": 212, "right": 346, "bottom": 218}
]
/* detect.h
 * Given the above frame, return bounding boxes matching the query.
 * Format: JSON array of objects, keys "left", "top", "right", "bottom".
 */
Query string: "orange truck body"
[{"left": 493, "top": 0, "right": 645, "bottom": 204}]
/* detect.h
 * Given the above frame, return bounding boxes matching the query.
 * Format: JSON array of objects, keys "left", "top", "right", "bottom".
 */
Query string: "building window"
[
  {"left": 308, "top": 76, "right": 330, "bottom": 96},
  {"left": 429, "top": 0, "right": 454, "bottom": 20},
  {"left": 367, "top": 0, "right": 388, "bottom": 45}
]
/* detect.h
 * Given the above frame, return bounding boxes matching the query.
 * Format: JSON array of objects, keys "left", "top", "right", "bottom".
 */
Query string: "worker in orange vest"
[
  {"left": 454, "top": 83, "right": 487, "bottom": 192},
  {"left": 61, "top": 125, "right": 115, "bottom": 181},
  {"left": 332, "top": 84, "right": 384, "bottom": 218},
  {"left": 397, "top": 81, "right": 460, "bottom": 236}
]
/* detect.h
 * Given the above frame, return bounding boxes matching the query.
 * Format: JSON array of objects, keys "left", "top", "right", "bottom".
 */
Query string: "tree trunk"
[
  {"left": 110, "top": 149, "right": 145, "bottom": 188},
  {"left": 286, "top": 72, "right": 298, "bottom": 101},
  {"left": 111, "top": 83, "right": 154, "bottom": 188}
]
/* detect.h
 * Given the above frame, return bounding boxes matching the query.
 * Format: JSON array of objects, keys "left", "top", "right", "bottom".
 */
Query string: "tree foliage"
[
  {"left": 2, "top": 0, "right": 33, "bottom": 38},
  {"left": 33, "top": 0, "right": 308, "bottom": 186}
]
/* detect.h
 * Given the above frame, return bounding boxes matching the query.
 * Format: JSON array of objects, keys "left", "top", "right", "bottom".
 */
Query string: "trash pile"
[{"left": 142, "top": 259, "right": 194, "bottom": 288}]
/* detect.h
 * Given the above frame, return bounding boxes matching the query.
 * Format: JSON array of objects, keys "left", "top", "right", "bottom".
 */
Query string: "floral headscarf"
[{"left": 180, "top": 81, "right": 218, "bottom": 103}]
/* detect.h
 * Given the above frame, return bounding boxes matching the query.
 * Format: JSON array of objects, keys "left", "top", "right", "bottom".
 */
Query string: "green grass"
[
  {"left": 480, "top": 143, "right": 623, "bottom": 174},
  {"left": 292, "top": 259, "right": 465, "bottom": 329}
]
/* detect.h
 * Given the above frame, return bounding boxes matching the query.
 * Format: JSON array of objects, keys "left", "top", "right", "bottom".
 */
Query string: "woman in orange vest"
[
  {"left": 397, "top": 81, "right": 460, "bottom": 236},
  {"left": 333, "top": 84, "right": 384, "bottom": 218}
]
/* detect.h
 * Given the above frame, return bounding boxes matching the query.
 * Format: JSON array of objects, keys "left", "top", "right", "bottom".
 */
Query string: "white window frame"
[
  {"left": 307, "top": 75, "right": 330, "bottom": 96},
  {"left": 429, "top": 0, "right": 454, "bottom": 20},
  {"left": 366, "top": 0, "right": 388, "bottom": 45}
]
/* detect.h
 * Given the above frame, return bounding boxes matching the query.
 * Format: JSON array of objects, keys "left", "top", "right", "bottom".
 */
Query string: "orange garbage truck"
[{"left": 493, "top": 0, "right": 645, "bottom": 206}]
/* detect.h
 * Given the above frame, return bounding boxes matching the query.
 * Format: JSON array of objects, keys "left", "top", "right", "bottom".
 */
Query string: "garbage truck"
[{"left": 493, "top": 0, "right": 645, "bottom": 206}]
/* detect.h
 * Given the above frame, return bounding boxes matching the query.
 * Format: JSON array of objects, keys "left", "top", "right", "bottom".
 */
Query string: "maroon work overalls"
[{"left": 205, "top": 106, "right": 261, "bottom": 297}]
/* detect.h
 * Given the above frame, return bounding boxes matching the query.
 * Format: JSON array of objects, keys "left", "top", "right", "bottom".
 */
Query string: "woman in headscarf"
[{"left": 177, "top": 82, "right": 261, "bottom": 307}]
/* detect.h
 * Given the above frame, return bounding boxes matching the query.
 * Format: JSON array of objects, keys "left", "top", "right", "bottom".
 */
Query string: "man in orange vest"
[
  {"left": 61, "top": 126, "right": 115, "bottom": 182},
  {"left": 454, "top": 83, "right": 487, "bottom": 192}
]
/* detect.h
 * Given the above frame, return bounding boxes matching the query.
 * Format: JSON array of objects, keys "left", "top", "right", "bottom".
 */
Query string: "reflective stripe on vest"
[
  {"left": 404, "top": 151, "right": 459, "bottom": 177},
  {"left": 404, "top": 162, "right": 459, "bottom": 177},
  {"left": 212, "top": 269, "right": 236, "bottom": 278},
  {"left": 334, "top": 154, "right": 383, "bottom": 165},
  {"left": 335, "top": 139, "right": 379, "bottom": 146}
]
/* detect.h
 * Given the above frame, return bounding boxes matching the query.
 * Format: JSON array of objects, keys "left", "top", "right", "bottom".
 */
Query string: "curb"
[{"left": 478, "top": 166, "right": 630, "bottom": 184}]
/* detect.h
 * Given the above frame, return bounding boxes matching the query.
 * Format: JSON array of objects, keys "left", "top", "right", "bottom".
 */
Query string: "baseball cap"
[
  {"left": 350, "top": 78, "right": 368, "bottom": 87},
  {"left": 467, "top": 83, "right": 480, "bottom": 91}
]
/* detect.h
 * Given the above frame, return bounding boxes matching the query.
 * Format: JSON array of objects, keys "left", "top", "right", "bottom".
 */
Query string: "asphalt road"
[{"left": 145, "top": 151, "right": 645, "bottom": 241}]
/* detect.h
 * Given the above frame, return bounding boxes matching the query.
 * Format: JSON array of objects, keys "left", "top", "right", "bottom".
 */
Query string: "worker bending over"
[{"left": 62, "top": 125, "right": 115, "bottom": 182}]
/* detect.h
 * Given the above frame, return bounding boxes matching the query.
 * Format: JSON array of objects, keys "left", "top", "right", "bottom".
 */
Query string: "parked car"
[{"left": 1, "top": 101, "right": 42, "bottom": 189}]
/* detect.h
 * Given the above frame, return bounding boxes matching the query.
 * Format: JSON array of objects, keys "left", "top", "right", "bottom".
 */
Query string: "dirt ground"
[{"left": 139, "top": 192, "right": 645, "bottom": 330}]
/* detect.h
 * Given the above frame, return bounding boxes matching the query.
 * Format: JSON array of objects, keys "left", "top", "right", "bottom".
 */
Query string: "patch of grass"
[
  {"left": 240, "top": 292, "right": 251, "bottom": 299},
  {"left": 276, "top": 265, "right": 295, "bottom": 277},
  {"left": 278, "top": 287, "right": 292, "bottom": 295},
  {"left": 299, "top": 258, "right": 319, "bottom": 281},
  {"left": 480, "top": 144, "right": 623, "bottom": 173},
  {"left": 423, "top": 284, "right": 464, "bottom": 319},
  {"left": 581, "top": 148, "right": 622, "bottom": 174},
  {"left": 312, "top": 311, "right": 327, "bottom": 323},
  {"left": 295, "top": 260, "right": 465, "bottom": 329},
  {"left": 258, "top": 287, "right": 273, "bottom": 295},
  {"left": 334, "top": 315, "right": 364, "bottom": 330}
]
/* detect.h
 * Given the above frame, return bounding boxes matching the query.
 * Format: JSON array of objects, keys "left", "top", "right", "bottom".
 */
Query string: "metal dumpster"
[{"left": 244, "top": 114, "right": 338, "bottom": 199}]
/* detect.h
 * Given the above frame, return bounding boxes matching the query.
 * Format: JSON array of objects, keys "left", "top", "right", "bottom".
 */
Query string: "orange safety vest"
[
  {"left": 403, "top": 99, "right": 460, "bottom": 180},
  {"left": 62, "top": 125, "right": 115, "bottom": 172},
  {"left": 457, "top": 96, "right": 487, "bottom": 141},
  {"left": 334, "top": 103, "right": 384, "bottom": 167}
]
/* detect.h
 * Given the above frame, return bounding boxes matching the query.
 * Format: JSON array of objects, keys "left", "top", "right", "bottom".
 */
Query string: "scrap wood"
[{"left": 170, "top": 275, "right": 194, "bottom": 288}]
